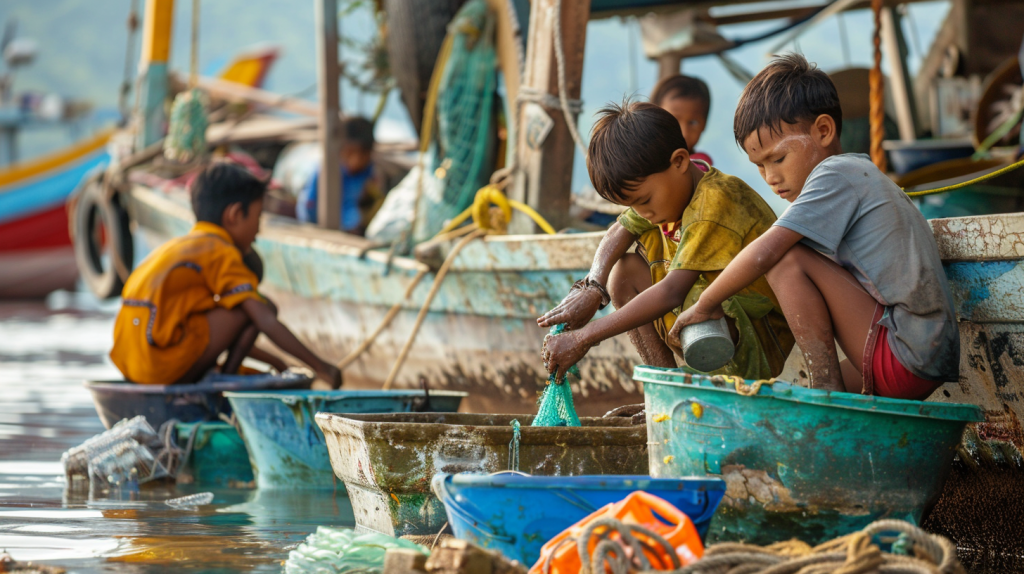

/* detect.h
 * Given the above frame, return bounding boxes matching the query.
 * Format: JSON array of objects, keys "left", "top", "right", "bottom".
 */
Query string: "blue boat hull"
[
  {"left": 433, "top": 473, "right": 725, "bottom": 566},
  {"left": 226, "top": 390, "right": 466, "bottom": 489}
]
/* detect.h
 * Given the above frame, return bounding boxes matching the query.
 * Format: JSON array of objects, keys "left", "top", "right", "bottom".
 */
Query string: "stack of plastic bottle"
[{"left": 61, "top": 416, "right": 169, "bottom": 493}]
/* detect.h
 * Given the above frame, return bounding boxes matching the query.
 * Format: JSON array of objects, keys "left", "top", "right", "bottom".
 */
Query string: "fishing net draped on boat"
[
  {"left": 413, "top": 0, "right": 499, "bottom": 242},
  {"left": 534, "top": 324, "right": 581, "bottom": 427}
]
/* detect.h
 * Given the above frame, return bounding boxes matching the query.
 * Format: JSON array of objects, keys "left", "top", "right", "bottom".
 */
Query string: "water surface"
[{"left": 0, "top": 298, "right": 353, "bottom": 572}]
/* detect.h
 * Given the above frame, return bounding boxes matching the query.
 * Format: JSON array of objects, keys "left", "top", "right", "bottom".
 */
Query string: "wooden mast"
[
  {"left": 315, "top": 0, "right": 342, "bottom": 230},
  {"left": 509, "top": 0, "right": 590, "bottom": 233},
  {"left": 137, "top": 0, "right": 175, "bottom": 149}
]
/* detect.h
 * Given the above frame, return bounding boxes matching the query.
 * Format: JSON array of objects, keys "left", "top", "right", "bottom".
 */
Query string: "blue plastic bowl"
[
  {"left": 432, "top": 473, "right": 725, "bottom": 566},
  {"left": 883, "top": 139, "right": 975, "bottom": 175}
]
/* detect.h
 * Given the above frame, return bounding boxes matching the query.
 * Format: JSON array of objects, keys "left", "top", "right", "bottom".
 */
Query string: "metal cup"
[{"left": 681, "top": 317, "right": 735, "bottom": 372}]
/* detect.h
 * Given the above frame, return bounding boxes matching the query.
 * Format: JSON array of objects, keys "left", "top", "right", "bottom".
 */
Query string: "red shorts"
[{"left": 862, "top": 304, "right": 942, "bottom": 401}]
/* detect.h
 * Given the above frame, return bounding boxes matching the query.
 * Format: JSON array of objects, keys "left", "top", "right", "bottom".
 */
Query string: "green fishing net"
[
  {"left": 285, "top": 526, "right": 427, "bottom": 574},
  {"left": 413, "top": 0, "right": 498, "bottom": 242},
  {"left": 533, "top": 324, "right": 581, "bottom": 427},
  {"left": 165, "top": 88, "right": 208, "bottom": 163}
]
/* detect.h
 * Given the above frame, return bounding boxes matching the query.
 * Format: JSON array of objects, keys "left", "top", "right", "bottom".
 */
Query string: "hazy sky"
[{"left": 1, "top": 0, "right": 949, "bottom": 214}]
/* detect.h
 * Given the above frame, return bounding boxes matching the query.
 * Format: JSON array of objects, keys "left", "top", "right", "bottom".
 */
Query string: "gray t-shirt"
[{"left": 774, "top": 153, "right": 959, "bottom": 382}]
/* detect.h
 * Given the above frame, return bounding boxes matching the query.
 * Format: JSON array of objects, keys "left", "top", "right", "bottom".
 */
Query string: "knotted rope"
[
  {"left": 541, "top": 517, "right": 681, "bottom": 574},
  {"left": 155, "top": 419, "right": 200, "bottom": 478},
  {"left": 645, "top": 519, "right": 962, "bottom": 574}
]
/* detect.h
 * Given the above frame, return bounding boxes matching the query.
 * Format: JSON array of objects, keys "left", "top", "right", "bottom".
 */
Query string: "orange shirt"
[{"left": 110, "top": 222, "right": 264, "bottom": 384}]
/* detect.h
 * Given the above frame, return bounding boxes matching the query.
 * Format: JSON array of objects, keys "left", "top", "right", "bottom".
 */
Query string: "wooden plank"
[
  {"left": 315, "top": 0, "right": 342, "bottom": 230},
  {"left": 486, "top": 0, "right": 523, "bottom": 114},
  {"left": 510, "top": 0, "right": 590, "bottom": 233},
  {"left": 930, "top": 213, "right": 1024, "bottom": 261},
  {"left": 880, "top": 7, "right": 916, "bottom": 141},
  {"left": 195, "top": 76, "right": 321, "bottom": 117},
  {"left": 137, "top": 0, "right": 175, "bottom": 148}
]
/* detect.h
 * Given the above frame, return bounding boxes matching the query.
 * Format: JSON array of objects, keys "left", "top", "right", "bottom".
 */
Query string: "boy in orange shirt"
[{"left": 110, "top": 163, "right": 342, "bottom": 387}]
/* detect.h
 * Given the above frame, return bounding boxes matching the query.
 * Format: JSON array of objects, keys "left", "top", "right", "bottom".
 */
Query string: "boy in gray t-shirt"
[{"left": 668, "top": 54, "right": 958, "bottom": 398}]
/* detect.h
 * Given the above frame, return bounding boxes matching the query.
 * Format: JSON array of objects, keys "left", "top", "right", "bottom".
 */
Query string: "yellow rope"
[
  {"left": 721, "top": 375, "right": 777, "bottom": 397},
  {"left": 666, "top": 519, "right": 964, "bottom": 574},
  {"left": 436, "top": 185, "right": 557, "bottom": 237},
  {"left": 336, "top": 268, "right": 429, "bottom": 371},
  {"left": 382, "top": 228, "right": 488, "bottom": 389},
  {"left": 904, "top": 156, "right": 1024, "bottom": 197}
]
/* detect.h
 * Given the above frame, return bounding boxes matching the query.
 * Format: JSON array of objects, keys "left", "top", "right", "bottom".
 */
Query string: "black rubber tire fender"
[
  {"left": 384, "top": 0, "right": 468, "bottom": 135},
  {"left": 72, "top": 177, "right": 134, "bottom": 299}
]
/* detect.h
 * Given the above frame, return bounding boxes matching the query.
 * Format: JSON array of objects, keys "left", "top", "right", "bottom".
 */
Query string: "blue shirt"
[{"left": 298, "top": 164, "right": 374, "bottom": 232}]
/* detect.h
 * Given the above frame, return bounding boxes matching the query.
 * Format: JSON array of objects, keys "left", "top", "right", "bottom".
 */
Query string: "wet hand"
[
  {"left": 667, "top": 301, "right": 725, "bottom": 348},
  {"left": 537, "top": 287, "right": 604, "bottom": 330},
  {"left": 542, "top": 331, "right": 592, "bottom": 383}
]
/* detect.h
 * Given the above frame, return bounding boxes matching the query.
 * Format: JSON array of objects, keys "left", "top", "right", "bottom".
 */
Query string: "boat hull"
[
  {"left": 126, "top": 185, "right": 645, "bottom": 416},
  {"left": 0, "top": 130, "right": 111, "bottom": 298}
]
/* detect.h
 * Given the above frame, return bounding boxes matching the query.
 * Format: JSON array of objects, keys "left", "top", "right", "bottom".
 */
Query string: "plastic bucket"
[{"left": 433, "top": 473, "right": 724, "bottom": 566}]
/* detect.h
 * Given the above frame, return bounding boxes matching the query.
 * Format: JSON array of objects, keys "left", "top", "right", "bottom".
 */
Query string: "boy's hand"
[
  {"left": 542, "top": 331, "right": 593, "bottom": 383},
  {"left": 537, "top": 285, "right": 604, "bottom": 330},
  {"left": 316, "top": 364, "right": 343, "bottom": 389},
  {"left": 667, "top": 300, "right": 726, "bottom": 348}
]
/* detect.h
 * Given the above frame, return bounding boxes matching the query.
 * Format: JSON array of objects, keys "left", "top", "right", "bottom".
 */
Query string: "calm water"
[{"left": 0, "top": 296, "right": 354, "bottom": 573}]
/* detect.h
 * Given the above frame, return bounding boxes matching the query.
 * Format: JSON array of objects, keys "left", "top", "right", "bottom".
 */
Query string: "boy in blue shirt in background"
[{"left": 297, "top": 117, "right": 385, "bottom": 235}]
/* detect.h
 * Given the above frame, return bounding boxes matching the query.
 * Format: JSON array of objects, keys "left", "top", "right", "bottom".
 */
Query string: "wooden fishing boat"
[
  {"left": 0, "top": 130, "right": 110, "bottom": 298},
  {"left": 127, "top": 186, "right": 640, "bottom": 416},
  {"left": 224, "top": 389, "right": 466, "bottom": 489}
]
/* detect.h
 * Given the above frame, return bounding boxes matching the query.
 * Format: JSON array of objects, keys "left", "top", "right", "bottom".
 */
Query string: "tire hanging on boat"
[
  {"left": 72, "top": 177, "right": 134, "bottom": 299},
  {"left": 384, "top": 0, "right": 469, "bottom": 135}
]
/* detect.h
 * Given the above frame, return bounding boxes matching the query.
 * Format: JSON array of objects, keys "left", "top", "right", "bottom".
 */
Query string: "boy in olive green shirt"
[{"left": 539, "top": 100, "right": 792, "bottom": 381}]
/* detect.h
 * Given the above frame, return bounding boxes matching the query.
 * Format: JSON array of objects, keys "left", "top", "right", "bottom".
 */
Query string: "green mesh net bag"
[
  {"left": 164, "top": 88, "right": 208, "bottom": 163},
  {"left": 533, "top": 324, "right": 581, "bottom": 427}
]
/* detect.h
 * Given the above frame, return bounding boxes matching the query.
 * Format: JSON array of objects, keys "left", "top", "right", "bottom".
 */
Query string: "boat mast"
[
  {"left": 315, "top": 0, "right": 342, "bottom": 230},
  {"left": 509, "top": 0, "right": 590, "bottom": 233},
  {"left": 137, "top": 0, "right": 175, "bottom": 149}
]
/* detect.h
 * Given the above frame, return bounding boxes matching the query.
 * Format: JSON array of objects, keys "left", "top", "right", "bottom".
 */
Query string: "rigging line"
[
  {"left": 627, "top": 16, "right": 638, "bottom": 95},
  {"left": 837, "top": 11, "right": 851, "bottom": 67}
]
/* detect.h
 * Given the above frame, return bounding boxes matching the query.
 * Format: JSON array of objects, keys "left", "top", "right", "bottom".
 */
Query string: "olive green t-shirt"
[{"left": 617, "top": 165, "right": 793, "bottom": 379}]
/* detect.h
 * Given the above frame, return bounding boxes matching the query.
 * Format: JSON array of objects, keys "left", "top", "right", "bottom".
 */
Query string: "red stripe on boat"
[{"left": 0, "top": 204, "right": 71, "bottom": 252}]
